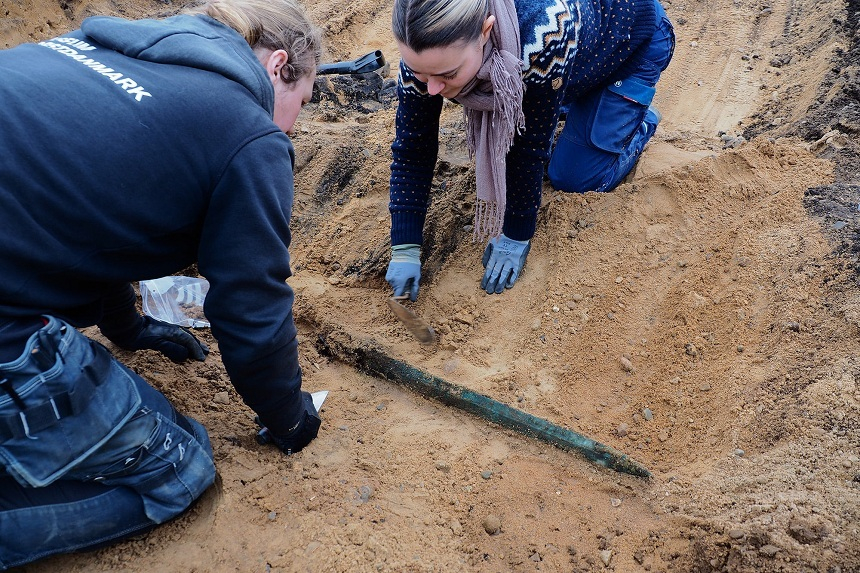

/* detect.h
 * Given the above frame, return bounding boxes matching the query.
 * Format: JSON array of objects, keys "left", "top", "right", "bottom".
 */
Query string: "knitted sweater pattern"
[{"left": 390, "top": 0, "right": 658, "bottom": 245}]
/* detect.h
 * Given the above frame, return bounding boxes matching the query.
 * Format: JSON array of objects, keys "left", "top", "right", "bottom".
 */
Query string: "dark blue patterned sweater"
[{"left": 390, "top": 0, "right": 658, "bottom": 244}]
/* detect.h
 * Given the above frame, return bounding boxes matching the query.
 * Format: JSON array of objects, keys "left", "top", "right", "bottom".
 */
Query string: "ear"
[
  {"left": 480, "top": 15, "right": 496, "bottom": 45},
  {"left": 264, "top": 49, "right": 290, "bottom": 82}
]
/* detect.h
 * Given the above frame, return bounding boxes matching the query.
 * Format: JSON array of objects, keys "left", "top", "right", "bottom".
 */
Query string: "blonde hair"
[
  {"left": 392, "top": 0, "right": 488, "bottom": 52},
  {"left": 185, "top": 0, "right": 322, "bottom": 83}
]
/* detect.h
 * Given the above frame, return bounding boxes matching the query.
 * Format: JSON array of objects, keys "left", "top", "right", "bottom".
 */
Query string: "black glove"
[
  {"left": 255, "top": 391, "right": 321, "bottom": 455},
  {"left": 103, "top": 315, "right": 209, "bottom": 363}
]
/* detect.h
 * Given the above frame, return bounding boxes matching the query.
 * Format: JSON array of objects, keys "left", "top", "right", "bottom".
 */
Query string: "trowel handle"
[{"left": 317, "top": 50, "right": 386, "bottom": 75}]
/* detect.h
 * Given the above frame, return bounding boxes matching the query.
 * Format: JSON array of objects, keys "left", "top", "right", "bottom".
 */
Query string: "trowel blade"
[
  {"left": 387, "top": 298, "right": 437, "bottom": 345},
  {"left": 311, "top": 390, "right": 329, "bottom": 412}
]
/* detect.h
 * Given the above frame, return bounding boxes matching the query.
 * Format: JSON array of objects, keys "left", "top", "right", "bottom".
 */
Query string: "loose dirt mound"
[{"left": 5, "top": 0, "right": 860, "bottom": 571}]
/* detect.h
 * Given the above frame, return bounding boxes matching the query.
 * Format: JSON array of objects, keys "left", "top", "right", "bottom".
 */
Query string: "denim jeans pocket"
[
  {"left": 589, "top": 78, "right": 654, "bottom": 153},
  {"left": 84, "top": 409, "right": 215, "bottom": 523},
  {"left": 0, "top": 320, "right": 142, "bottom": 487}
]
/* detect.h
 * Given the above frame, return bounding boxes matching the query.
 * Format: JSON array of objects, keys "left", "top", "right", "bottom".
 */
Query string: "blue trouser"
[
  {"left": 547, "top": 0, "right": 676, "bottom": 193},
  {"left": 0, "top": 316, "right": 216, "bottom": 570}
]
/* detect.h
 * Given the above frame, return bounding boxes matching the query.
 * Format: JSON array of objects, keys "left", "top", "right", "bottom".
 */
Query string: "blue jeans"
[
  {"left": 0, "top": 316, "right": 216, "bottom": 570},
  {"left": 548, "top": 0, "right": 676, "bottom": 193}
]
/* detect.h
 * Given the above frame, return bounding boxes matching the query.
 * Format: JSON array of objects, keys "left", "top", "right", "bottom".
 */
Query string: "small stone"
[
  {"left": 358, "top": 485, "right": 374, "bottom": 503},
  {"left": 531, "top": 318, "right": 542, "bottom": 331},
  {"left": 699, "top": 382, "right": 712, "bottom": 392},
  {"left": 616, "top": 423, "right": 629, "bottom": 437},
  {"left": 481, "top": 470, "right": 493, "bottom": 479},
  {"left": 454, "top": 312, "right": 474, "bottom": 325},
  {"left": 760, "top": 544, "right": 780, "bottom": 557},
  {"left": 734, "top": 449, "right": 745, "bottom": 457},
  {"left": 788, "top": 518, "right": 828, "bottom": 544},
  {"left": 530, "top": 551, "right": 541, "bottom": 562},
  {"left": 610, "top": 498, "right": 622, "bottom": 507},
  {"left": 376, "top": 403, "right": 386, "bottom": 411},
  {"left": 435, "top": 460, "right": 451, "bottom": 472},
  {"left": 728, "top": 529, "right": 745, "bottom": 539},
  {"left": 658, "top": 430, "right": 669, "bottom": 442},
  {"left": 619, "top": 356, "right": 634, "bottom": 372},
  {"left": 642, "top": 408, "right": 653, "bottom": 421},
  {"left": 685, "top": 343, "right": 699, "bottom": 357},
  {"left": 483, "top": 514, "right": 501, "bottom": 535},
  {"left": 267, "top": 511, "right": 277, "bottom": 521},
  {"left": 737, "top": 345, "right": 745, "bottom": 352},
  {"left": 600, "top": 549, "right": 613, "bottom": 566},
  {"left": 213, "top": 391, "right": 230, "bottom": 404}
]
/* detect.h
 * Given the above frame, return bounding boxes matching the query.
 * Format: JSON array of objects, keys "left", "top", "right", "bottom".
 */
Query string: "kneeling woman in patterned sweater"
[{"left": 385, "top": 0, "right": 675, "bottom": 297}]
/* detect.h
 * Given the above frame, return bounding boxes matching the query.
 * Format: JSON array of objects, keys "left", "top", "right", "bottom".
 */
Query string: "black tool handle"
[{"left": 317, "top": 50, "right": 386, "bottom": 75}]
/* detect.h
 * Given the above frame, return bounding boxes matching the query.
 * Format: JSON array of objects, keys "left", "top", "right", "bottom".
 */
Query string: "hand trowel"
[
  {"left": 311, "top": 390, "right": 328, "bottom": 412},
  {"left": 387, "top": 295, "right": 436, "bottom": 345}
]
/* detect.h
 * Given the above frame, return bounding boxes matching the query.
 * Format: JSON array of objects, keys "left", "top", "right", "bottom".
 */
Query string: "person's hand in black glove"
[
  {"left": 255, "top": 391, "right": 321, "bottom": 455},
  {"left": 102, "top": 315, "right": 209, "bottom": 363}
]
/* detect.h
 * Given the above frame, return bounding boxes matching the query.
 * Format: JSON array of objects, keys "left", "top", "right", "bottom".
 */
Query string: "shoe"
[{"left": 640, "top": 106, "right": 661, "bottom": 140}]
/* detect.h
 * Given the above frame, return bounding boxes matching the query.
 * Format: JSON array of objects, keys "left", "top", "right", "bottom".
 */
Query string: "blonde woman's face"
[{"left": 396, "top": 15, "right": 495, "bottom": 100}]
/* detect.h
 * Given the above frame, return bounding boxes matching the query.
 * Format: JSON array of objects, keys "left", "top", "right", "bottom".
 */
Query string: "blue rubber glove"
[
  {"left": 385, "top": 244, "right": 421, "bottom": 301},
  {"left": 481, "top": 234, "right": 531, "bottom": 294}
]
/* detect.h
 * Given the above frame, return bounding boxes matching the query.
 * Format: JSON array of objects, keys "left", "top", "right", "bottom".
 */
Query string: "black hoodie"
[{"left": 0, "top": 14, "right": 305, "bottom": 434}]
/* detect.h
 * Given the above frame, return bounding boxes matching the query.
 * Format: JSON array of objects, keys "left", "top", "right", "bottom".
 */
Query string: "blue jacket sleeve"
[
  {"left": 197, "top": 131, "right": 303, "bottom": 437},
  {"left": 96, "top": 282, "right": 144, "bottom": 342},
  {"left": 502, "top": 2, "right": 579, "bottom": 241},
  {"left": 389, "top": 61, "right": 444, "bottom": 247}
]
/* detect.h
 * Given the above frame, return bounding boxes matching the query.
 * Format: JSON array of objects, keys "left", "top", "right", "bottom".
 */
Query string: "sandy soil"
[{"left": 4, "top": 0, "right": 860, "bottom": 570}]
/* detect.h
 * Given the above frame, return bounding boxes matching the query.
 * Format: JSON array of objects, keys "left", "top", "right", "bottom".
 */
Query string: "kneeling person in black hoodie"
[{"left": 0, "top": 0, "right": 322, "bottom": 567}]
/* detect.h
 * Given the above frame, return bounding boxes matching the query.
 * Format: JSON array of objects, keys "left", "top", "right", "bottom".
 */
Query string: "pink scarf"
[{"left": 455, "top": 0, "right": 525, "bottom": 240}]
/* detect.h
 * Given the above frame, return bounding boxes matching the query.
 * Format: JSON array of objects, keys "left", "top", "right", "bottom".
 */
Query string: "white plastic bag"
[{"left": 140, "top": 276, "right": 210, "bottom": 328}]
